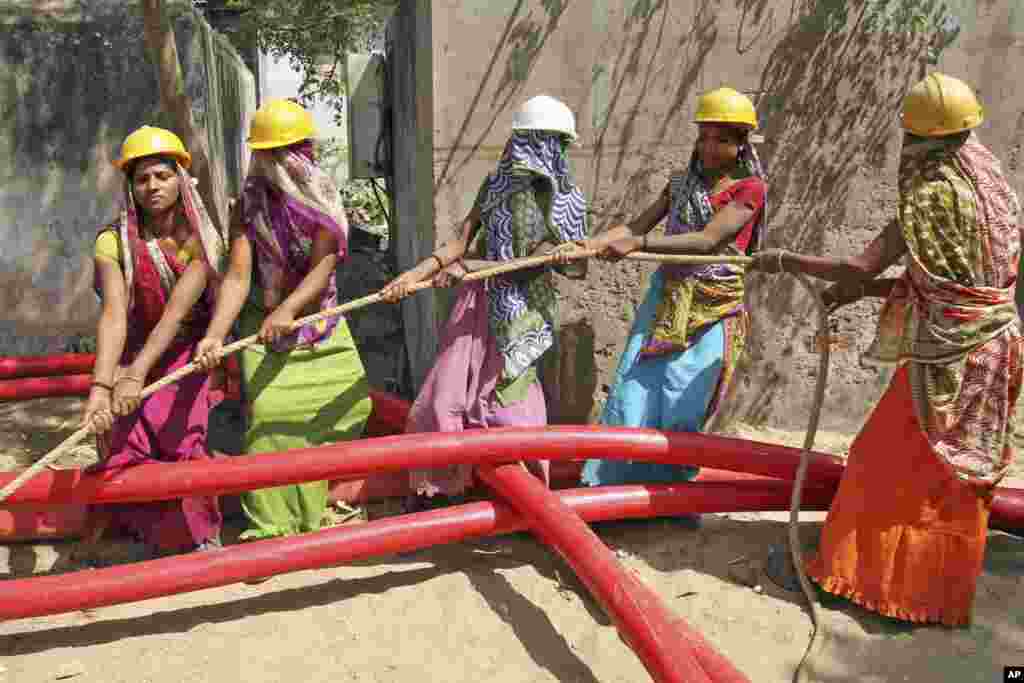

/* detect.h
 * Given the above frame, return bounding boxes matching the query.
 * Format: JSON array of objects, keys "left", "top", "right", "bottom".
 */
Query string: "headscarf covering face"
[
  {"left": 478, "top": 131, "right": 586, "bottom": 322},
  {"left": 474, "top": 130, "right": 588, "bottom": 380},
  {"left": 242, "top": 140, "right": 350, "bottom": 350}
]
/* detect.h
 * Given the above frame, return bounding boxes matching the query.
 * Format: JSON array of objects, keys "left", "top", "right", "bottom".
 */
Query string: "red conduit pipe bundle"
[
  {"left": 0, "top": 468, "right": 803, "bottom": 542},
  {"left": 1, "top": 426, "right": 1021, "bottom": 536},
  {"left": 480, "top": 464, "right": 750, "bottom": 683},
  {"left": 0, "top": 353, "right": 96, "bottom": 381},
  {"left": 0, "top": 480, "right": 836, "bottom": 621}
]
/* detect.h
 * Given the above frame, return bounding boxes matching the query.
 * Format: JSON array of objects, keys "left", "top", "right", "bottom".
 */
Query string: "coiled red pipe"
[
  {"left": 1, "top": 426, "right": 1020, "bottom": 532},
  {"left": 0, "top": 427, "right": 851, "bottom": 505},
  {"left": 0, "top": 374, "right": 92, "bottom": 401}
]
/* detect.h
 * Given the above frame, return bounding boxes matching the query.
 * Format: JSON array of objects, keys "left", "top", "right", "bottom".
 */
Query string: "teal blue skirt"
[{"left": 581, "top": 271, "right": 723, "bottom": 486}]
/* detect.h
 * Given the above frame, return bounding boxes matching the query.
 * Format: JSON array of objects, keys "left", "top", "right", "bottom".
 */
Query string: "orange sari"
[
  {"left": 805, "top": 366, "right": 993, "bottom": 625},
  {"left": 806, "top": 133, "right": 1022, "bottom": 626}
]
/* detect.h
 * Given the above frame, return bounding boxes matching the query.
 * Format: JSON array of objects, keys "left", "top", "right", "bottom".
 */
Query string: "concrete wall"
[
  {"left": 430, "top": 0, "right": 1022, "bottom": 433},
  {"left": 0, "top": 0, "right": 255, "bottom": 354}
]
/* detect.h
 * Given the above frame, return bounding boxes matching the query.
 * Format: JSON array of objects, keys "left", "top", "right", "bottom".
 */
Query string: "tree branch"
[{"left": 140, "top": 0, "right": 229, "bottom": 233}]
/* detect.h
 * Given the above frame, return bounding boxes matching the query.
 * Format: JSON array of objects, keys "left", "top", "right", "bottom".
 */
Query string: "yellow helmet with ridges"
[
  {"left": 901, "top": 72, "right": 983, "bottom": 137},
  {"left": 247, "top": 98, "right": 317, "bottom": 150},
  {"left": 113, "top": 126, "right": 191, "bottom": 171},
  {"left": 694, "top": 87, "right": 758, "bottom": 130}
]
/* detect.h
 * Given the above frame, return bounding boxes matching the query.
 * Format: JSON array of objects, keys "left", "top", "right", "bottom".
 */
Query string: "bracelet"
[
  {"left": 91, "top": 380, "right": 113, "bottom": 392},
  {"left": 642, "top": 234, "right": 649, "bottom": 250},
  {"left": 430, "top": 254, "right": 445, "bottom": 271},
  {"left": 776, "top": 249, "right": 788, "bottom": 273}
]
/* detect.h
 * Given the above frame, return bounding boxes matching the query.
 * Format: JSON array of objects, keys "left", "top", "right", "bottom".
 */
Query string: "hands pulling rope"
[{"left": 0, "top": 247, "right": 751, "bottom": 505}]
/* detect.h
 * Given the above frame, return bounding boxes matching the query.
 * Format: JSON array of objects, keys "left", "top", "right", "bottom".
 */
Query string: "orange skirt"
[{"left": 805, "top": 365, "right": 992, "bottom": 626}]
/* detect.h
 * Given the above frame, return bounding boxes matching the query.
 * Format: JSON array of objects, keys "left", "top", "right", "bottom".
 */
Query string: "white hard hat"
[{"left": 511, "top": 95, "right": 578, "bottom": 141}]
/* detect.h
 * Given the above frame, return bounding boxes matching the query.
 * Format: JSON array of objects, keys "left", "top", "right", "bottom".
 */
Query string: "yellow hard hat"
[
  {"left": 694, "top": 87, "right": 758, "bottom": 130},
  {"left": 113, "top": 126, "right": 191, "bottom": 171},
  {"left": 248, "top": 98, "right": 316, "bottom": 150},
  {"left": 901, "top": 72, "right": 983, "bottom": 137}
]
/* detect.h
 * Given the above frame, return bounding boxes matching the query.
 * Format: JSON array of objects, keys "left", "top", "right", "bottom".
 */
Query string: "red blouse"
[{"left": 710, "top": 176, "right": 766, "bottom": 253}]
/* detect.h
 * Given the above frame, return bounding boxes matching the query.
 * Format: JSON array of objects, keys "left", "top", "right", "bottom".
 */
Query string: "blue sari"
[
  {"left": 581, "top": 145, "right": 766, "bottom": 487},
  {"left": 580, "top": 270, "right": 723, "bottom": 486}
]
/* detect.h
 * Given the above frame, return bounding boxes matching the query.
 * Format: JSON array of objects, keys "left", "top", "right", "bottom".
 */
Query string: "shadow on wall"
[
  {"left": 434, "top": 0, "right": 574, "bottom": 197},
  {"left": 0, "top": 6, "right": 170, "bottom": 342},
  {"left": 715, "top": 0, "right": 958, "bottom": 428},
  {"left": 587, "top": 0, "right": 717, "bottom": 233}
]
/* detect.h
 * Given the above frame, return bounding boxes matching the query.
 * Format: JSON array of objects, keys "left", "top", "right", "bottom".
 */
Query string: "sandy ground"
[{"left": 1, "top": 397, "right": 1023, "bottom": 683}]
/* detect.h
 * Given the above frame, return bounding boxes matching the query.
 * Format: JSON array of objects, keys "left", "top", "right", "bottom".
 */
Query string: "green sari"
[{"left": 237, "top": 288, "right": 371, "bottom": 540}]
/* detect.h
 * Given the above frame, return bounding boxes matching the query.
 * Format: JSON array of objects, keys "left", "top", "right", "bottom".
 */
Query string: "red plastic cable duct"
[
  {"left": 480, "top": 464, "right": 750, "bottom": 683},
  {"left": 0, "top": 481, "right": 833, "bottom": 628},
  {"left": 0, "top": 374, "right": 92, "bottom": 401},
  {"left": 0, "top": 353, "right": 96, "bottom": 381},
  {"left": 0, "top": 426, "right": 847, "bottom": 504},
  {"left": 2, "top": 420, "right": 1021, "bottom": 533},
  {"left": 0, "top": 468, "right": 810, "bottom": 542}
]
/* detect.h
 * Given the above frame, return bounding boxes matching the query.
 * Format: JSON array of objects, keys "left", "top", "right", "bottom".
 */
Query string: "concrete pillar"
[{"left": 388, "top": 0, "right": 437, "bottom": 395}]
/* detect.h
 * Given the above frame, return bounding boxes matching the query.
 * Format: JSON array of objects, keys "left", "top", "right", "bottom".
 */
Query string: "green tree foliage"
[{"left": 223, "top": 0, "right": 394, "bottom": 122}]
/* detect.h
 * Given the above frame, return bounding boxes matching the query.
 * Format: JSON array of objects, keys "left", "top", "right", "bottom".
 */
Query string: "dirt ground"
[{"left": 1, "top": 397, "right": 1023, "bottom": 683}]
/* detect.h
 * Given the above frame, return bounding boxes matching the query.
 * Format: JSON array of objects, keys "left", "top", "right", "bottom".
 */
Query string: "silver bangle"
[{"left": 776, "top": 249, "right": 788, "bottom": 273}]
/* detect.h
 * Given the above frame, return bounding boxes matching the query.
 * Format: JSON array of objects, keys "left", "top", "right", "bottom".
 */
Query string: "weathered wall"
[
  {"left": 431, "top": 0, "right": 1021, "bottom": 433},
  {"left": 0, "top": 0, "right": 255, "bottom": 354}
]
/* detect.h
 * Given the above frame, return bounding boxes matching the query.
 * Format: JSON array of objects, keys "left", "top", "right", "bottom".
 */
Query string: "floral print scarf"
[
  {"left": 470, "top": 131, "right": 588, "bottom": 383},
  {"left": 639, "top": 141, "right": 766, "bottom": 358},
  {"left": 865, "top": 132, "right": 1023, "bottom": 486}
]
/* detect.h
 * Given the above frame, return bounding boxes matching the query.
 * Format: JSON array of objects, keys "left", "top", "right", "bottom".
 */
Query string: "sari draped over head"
[
  {"left": 865, "top": 132, "right": 1023, "bottom": 486},
  {"left": 95, "top": 162, "right": 226, "bottom": 352},
  {"left": 469, "top": 130, "right": 588, "bottom": 383},
  {"left": 89, "top": 160, "right": 227, "bottom": 552},
  {"left": 241, "top": 141, "right": 350, "bottom": 352},
  {"left": 639, "top": 140, "right": 767, "bottom": 360}
]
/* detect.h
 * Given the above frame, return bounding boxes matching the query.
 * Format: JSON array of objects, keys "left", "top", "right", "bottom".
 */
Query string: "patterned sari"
[
  {"left": 406, "top": 131, "right": 587, "bottom": 497},
  {"left": 473, "top": 131, "right": 588, "bottom": 388},
  {"left": 864, "top": 133, "right": 1023, "bottom": 487},
  {"left": 806, "top": 132, "right": 1022, "bottom": 625},
  {"left": 236, "top": 142, "right": 371, "bottom": 540}
]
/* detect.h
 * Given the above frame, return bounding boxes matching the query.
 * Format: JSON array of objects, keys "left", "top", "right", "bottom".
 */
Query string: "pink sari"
[
  {"left": 89, "top": 166, "right": 225, "bottom": 552},
  {"left": 407, "top": 282, "right": 548, "bottom": 497}
]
